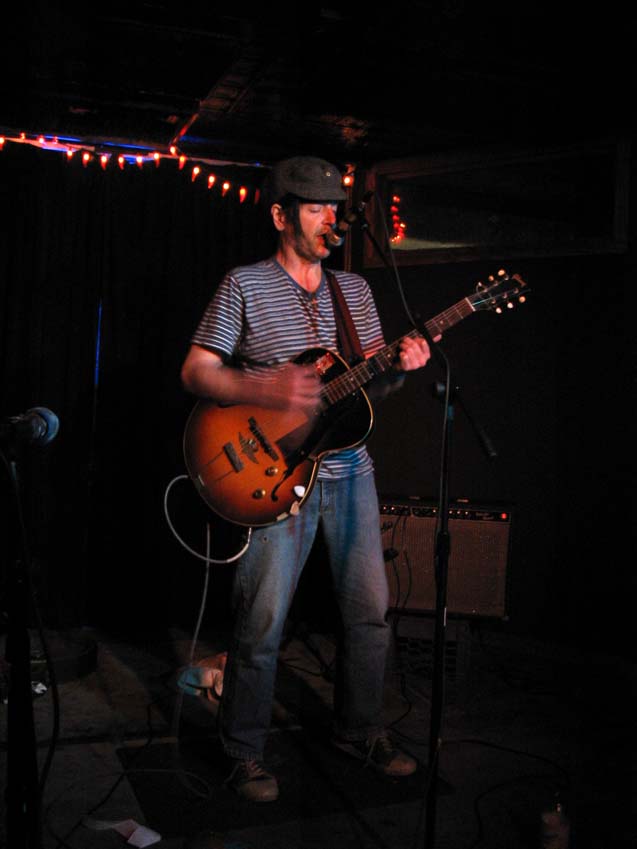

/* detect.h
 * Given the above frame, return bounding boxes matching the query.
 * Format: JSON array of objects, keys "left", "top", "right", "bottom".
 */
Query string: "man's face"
[{"left": 280, "top": 202, "right": 338, "bottom": 262}]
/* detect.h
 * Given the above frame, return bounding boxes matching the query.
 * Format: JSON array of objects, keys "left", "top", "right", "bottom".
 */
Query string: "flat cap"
[{"left": 268, "top": 156, "right": 346, "bottom": 203}]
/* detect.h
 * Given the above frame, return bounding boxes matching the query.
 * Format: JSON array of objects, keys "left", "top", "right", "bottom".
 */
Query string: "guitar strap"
[{"left": 324, "top": 269, "right": 365, "bottom": 365}]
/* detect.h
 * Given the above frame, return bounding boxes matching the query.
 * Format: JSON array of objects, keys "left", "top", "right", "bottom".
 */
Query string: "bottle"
[{"left": 540, "top": 801, "right": 570, "bottom": 849}]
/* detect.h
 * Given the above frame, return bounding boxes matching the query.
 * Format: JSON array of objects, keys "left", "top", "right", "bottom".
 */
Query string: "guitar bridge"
[{"left": 249, "top": 416, "right": 279, "bottom": 460}]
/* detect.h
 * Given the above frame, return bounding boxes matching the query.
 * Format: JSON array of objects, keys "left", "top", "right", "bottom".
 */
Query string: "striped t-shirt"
[{"left": 191, "top": 258, "right": 386, "bottom": 479}]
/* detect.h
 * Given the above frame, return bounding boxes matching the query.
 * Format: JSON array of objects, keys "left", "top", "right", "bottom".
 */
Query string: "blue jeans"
[{"left": 219, "top": 471, "right": 390, "bottom": 760}]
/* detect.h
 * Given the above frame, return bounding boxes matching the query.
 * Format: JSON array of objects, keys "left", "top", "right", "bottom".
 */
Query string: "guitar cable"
[
  {"left": 162, "top": 474, "right": 252, "bottom": 801},
  {"left": 162, "top": 474, "right": 252, "bottom": 564}
]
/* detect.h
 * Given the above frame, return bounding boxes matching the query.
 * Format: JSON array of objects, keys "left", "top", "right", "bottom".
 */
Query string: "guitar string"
[{"left": 320, "top": 274, "right": 523, "bottom": 406}]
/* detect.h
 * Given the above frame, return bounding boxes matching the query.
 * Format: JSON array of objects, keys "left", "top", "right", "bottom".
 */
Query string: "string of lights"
[
  {"left": 0, "top": 132, "right": 358, "bottom": 207},
  {"left": 389, "top": 194, "right": 407, "bottom": 244},
  {"left": 0, "top": 131, "right": 268, "bottom": 205}
]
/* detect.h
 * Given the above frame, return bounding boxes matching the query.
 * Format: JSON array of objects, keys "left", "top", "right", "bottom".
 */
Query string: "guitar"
[{"left": 183, "top": 270, "right": 527, "bottom": 527}]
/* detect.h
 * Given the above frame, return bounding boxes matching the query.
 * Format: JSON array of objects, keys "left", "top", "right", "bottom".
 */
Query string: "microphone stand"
[
  {"left": 354, "top": 205, "right": 497, "bottom": 848},
  {"left": 2, "top": 441, "right": 44, "bottom": 848}
]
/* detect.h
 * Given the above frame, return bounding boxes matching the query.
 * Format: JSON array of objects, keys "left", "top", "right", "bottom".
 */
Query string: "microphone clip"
[{"left": 324, "top": 190, "right": 374, "bottom": 247}]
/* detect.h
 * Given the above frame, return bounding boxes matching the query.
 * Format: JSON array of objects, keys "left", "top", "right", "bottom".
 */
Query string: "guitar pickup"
[{"left": 223, "top": 441, "right": 244, "bottom": 472}]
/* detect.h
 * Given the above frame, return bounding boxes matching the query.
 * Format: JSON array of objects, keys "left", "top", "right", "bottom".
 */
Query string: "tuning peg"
[{"left": 496, "top": 296, "right": 526, "bottom": 314}]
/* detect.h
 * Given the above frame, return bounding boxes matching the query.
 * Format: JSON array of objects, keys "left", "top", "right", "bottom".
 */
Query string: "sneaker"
[
  {"left": 332, "top": 731, "right": 418, "bottom": 777},
  {"left": 225, "top": 758, "right": 279, "bottom": 802}
]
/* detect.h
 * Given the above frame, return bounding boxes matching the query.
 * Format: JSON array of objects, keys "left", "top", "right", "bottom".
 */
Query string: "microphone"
[
  {"left": 0, "top": 407, "right": 60, "bottom": 447},
  {"left": 324, "top": 190, "right": 374, "bottom": 247}
]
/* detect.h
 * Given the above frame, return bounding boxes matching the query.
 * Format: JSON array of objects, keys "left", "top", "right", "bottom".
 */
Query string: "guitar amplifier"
[{"left": 380, "top": 495, "right": 512, "bottom": 618}]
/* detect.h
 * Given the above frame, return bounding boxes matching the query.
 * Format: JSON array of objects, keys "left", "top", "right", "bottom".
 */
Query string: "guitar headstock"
[{"left": 470, "top": 269, "right": 528, "bottom": 314}]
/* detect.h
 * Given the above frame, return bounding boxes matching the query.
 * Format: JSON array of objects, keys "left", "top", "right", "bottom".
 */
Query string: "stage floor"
[{"left": 1, "top": 616, "right": 633, "bottom": 848}]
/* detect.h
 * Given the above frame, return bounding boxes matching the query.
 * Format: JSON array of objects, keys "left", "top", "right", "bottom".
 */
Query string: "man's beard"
[{"left": 292, "top": 230, "right": 332, "bottom": 262}]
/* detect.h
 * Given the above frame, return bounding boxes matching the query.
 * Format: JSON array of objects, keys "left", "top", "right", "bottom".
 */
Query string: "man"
[{"left": 181, "top": 155, "right": 432, "bottom": 802}]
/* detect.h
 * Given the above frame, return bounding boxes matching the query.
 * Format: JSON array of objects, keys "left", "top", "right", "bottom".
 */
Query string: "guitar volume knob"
[{"left": 252, "top": 489, "right": 266, "bottom": 499}]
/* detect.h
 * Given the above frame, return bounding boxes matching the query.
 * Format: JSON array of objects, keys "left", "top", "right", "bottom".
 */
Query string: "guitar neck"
[{"left": 321, "top": 295, "right": 476, "bottom": 406}]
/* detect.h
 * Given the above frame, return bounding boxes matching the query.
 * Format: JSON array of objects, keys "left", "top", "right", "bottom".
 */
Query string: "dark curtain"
[
  {"left": 364, "top": 252, "right": 633, "bottom": 654},
  {"left": 1, "top": 141, "right": 633, "bottom": 656},
  {"left": 0, "top": 143, "right": 271, "bottom": 630}
]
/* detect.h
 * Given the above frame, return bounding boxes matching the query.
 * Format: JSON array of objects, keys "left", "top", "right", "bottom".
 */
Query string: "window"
[{"left": 363, "top": 139, "right": 630, "bottom": 266}]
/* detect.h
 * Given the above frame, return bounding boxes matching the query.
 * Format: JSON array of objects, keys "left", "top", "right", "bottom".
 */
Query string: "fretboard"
[{"left": 320, "top": 295, "right": 475, "bottom": 406}]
